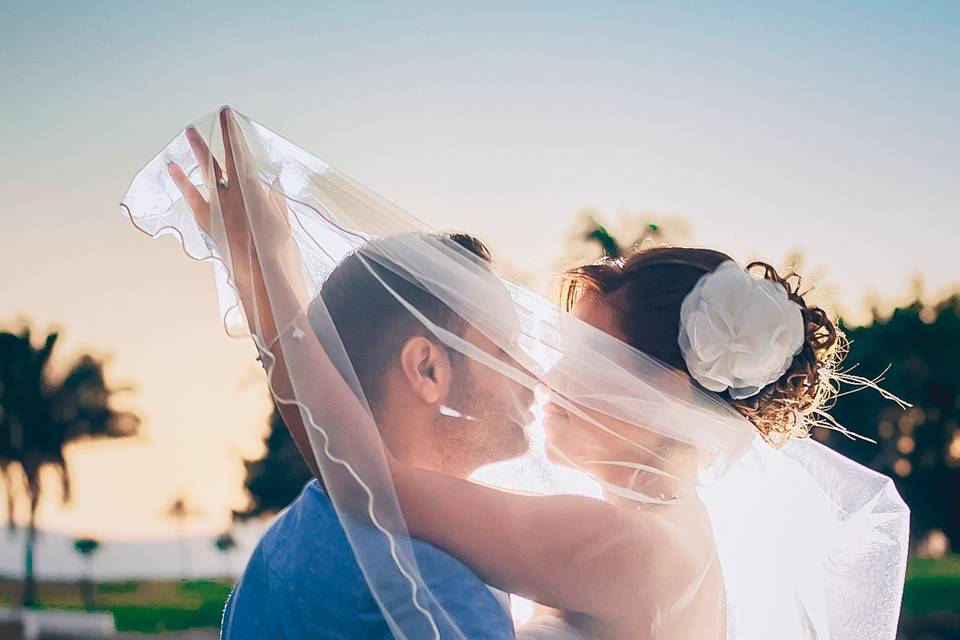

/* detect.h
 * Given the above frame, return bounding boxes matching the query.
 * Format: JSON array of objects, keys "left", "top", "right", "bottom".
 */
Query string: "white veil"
[{"left": 120, "top": 107, "right": 909, "bottom": 639}]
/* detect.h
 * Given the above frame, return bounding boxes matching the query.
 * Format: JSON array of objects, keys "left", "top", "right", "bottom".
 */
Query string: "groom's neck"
[
  {"left": 378, "top": 409, "right": 478, "bottom": 479},
  {"left": 391, "top": 432, "right": 478, "bottom": 479}
]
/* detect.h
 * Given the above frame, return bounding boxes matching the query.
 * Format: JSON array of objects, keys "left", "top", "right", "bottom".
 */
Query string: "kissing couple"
[{"left": 121, "top": 107, "right": 910, "bottom": 640}]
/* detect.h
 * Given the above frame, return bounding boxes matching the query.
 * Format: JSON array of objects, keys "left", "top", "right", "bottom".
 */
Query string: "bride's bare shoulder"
[{"left": 618, "top": 502, "right": 720, "bottom": 578}]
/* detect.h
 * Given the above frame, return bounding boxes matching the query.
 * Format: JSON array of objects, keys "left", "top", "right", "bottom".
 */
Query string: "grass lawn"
[
  {"left": 903, "top": 555, "right": 960, "bottom": 615},
  {"left": 0, "top": 577, "right": 232, "bottom": 633},
  {"left": 0, "top": 556, "right": 957, "bottom": 633}
]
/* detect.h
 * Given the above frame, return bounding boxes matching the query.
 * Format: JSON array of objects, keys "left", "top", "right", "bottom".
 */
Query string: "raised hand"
[
  {"left": 167, "top": 107, "right": 292, "bottom": 294},
  {"left": 166, "top": 108, "right": 322, "bottom": 480}
]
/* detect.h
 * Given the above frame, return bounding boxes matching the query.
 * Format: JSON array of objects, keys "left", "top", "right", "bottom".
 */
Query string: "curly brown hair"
[{"left": 561, "top": 246, "right": 844, "bottom": 446}]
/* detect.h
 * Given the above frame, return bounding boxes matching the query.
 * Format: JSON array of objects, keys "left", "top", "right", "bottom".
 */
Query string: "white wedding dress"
[
  {"left": 517, "top": 615, "right": 585, "bottom": 640},
  {"left": 484, "top": 586, "right": 584, "bottom": 640}
]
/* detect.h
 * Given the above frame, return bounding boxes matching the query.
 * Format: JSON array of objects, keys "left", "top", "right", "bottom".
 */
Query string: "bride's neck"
[{"left": 594, "top": 446, "right": 698, "bottom": 509}]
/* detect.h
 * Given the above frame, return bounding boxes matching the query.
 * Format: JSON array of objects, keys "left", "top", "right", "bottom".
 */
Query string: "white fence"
[{"left": 0, "top": 608, "right": 115, "bottom": 639}]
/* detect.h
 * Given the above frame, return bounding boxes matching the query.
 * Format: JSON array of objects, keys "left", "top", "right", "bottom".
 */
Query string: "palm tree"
[
  {"left": 584, "top": 219, "right": 625, "bottom": 259},
  {"left": 213, "top": 531, "right": 237, "bottom": 579},
  {"left": 0, "top": 327, "right": 138, "bottom": 607},
  {"left": 167, "top": 494, "right": 202, "bottom": 579},
  {"left": 558, "top": 212, "right": 689, "bottom": 276},
  {"left": 580, "top": 214, "right": 680, "bottom": 259},
  {"left": 72, "top": 537, "right": 100, "bottom": 610}
]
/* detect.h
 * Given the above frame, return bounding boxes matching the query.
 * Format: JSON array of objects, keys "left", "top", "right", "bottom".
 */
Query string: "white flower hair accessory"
[{"left": 678, "top": 261, "right": 805, "bottom": 400}]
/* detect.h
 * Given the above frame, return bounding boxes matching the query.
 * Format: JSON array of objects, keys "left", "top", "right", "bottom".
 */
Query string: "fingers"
[
  {"left": 167, "top": 162, "right": 212, "bottom": 234},
  {"left": 185, "top": 126, "right": 224, "bottom": 187},
  {"left": 220, "top": 107, "right": 244, "bottom": 184}
]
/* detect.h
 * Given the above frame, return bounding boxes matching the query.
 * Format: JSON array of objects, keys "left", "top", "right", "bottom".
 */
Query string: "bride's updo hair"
[{"left": 562, "top": 246, "right": 842, "bottom": 445}]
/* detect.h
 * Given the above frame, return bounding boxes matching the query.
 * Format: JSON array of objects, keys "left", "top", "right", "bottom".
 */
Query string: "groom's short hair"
[{"left": 309, "top": 232, "right": 492, "bottom": 408}]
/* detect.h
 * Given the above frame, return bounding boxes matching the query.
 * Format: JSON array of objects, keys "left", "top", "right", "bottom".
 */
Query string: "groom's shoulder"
[
  {"left": 263, "top": 478, "right": 336, "bottom": 544},
  {"left": 258, "top": 479, "right": 365, "bottom": 582},
  {"left": 260, "top": 479, "right": 469, "bottom": 589},
  {"left": 222, "top": 480, "right": 382, "bottom": 637},
  {"left": 238, "top": 478, "right": 515, "bottom": 638}
]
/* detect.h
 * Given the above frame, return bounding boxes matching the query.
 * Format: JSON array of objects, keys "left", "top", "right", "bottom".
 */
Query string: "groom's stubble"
[{"left": 428, "top": 332, "right": 533, "bottom": 478}]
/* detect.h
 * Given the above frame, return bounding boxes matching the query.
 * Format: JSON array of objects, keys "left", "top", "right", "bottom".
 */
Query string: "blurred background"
[{"left": 1, "top": 1, "right": 957, "bottom": 638}]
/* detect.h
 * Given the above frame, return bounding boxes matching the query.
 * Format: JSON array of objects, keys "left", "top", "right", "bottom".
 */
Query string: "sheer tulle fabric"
[{"left": 121, "top": 108, "right": 909, "bottom": 639}]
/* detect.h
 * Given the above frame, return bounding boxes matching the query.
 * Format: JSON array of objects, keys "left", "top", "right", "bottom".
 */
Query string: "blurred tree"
[
  {"left": 214, "top": 531, "right": 237, "bottom": 579},
  {"left": 570, "top": 211, "right": 688, "bottom": 263},
  {"left": 72, "top": 537, "right": 100, "bottom": 610},
  {"left": 584, "top": 220, "right": 625, "bottom": 259},
  {"left": 546, "top": 211, "right": 688, "bottom": 300},
  {"left": 823, "top": 295, "right": 960, "bottom": 549},
  {"left": 234, "top": 404, "right": 312, "bottom": 520},
  {"left": 0, "top": 327, "right": 138, "bottom": 607},
  {"left": 167, "top": 494, "right": 202, "bottom": 579}
]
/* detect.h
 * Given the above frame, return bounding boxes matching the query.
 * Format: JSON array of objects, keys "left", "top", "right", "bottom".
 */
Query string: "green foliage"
[
  {"left": 825, "top": 296, "right": 960, "bottom": 548},
  {"left": 110, "top": 602, "right": 226, "bottom": 633},
  {"left": 0, "top": 578, "right": 232, "bottom": 632},
  {"left": 95, "top": 580, "right": 139, "bottom": 595},
  {"left": 214, "top": 532, "right": 236, "bottom": 553},
  {"left": 579, "top": 215, "right": 669, "bottom": 261},
  {"left": 0, "top": 327, "right": 139, "bottom": 606},
  {"left": 584, "top": 222, "right": 622, "bottom": 259},
  {"left": 234, "top": 404, "right": 312, "bottom": 520},
  {"left": 73, "top": 537, "right": 101, "bottom": 609},
  {"left": 904, "top": 556, "right": 960, "bottom": 614},
  {"left": 73, "top": 538, "right": 100, "bottom": 557},
  {"left": 111, "top": 579, "right": 231, "bottom": 632},
  {"left": 177, "top": 578, "right": 233, "bottom": 599}
]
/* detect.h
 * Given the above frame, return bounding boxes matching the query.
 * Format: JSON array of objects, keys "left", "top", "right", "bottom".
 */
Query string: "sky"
[{"left": 0, "top": 1, "right": 958, "bottom": 542}]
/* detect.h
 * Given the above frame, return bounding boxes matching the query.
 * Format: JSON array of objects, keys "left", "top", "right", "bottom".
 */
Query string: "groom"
[{"left": 220, "top": 233, "right": 532, "bottom": 639}]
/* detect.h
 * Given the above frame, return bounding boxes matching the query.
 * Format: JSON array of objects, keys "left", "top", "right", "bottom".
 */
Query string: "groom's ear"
[{"left": 398, "top": 336, "right": 452, "bottom": 405}]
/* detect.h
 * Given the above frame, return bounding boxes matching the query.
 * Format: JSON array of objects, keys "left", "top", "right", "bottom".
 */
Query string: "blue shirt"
[{"left": 221, "top": 480, "right": 515, "bottom": 639}]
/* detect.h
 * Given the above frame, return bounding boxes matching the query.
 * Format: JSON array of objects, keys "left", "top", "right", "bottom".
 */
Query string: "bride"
[
  {"left": 123, "top": 107, "right": 910, "bottom": 639},
  {"left": 386, "top": 248, "right": 900, "bottom": 639}
]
